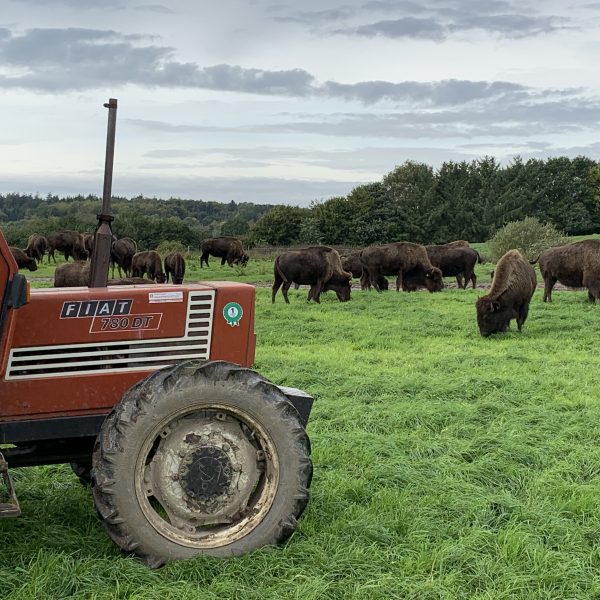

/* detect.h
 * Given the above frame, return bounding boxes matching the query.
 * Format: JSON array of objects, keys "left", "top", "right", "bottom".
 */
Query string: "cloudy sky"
[{"left": 1, "top": 0, "right": 600, "bottom": 205}]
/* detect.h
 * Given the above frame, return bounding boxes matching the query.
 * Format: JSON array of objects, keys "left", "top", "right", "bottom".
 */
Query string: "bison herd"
[
  {"left": 8, "top": 229, "right": 600, "bottom": 337},
  {"left": 272, "top": 238, "right": 600, "bottom": 337},
  {"left": 10, "top": 233, "right": 248, "bottom": 288}
]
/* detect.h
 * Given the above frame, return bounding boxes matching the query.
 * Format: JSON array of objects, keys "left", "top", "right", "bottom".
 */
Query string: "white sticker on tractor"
[{"left": 149, "top": 291, "right": 184, "bottom": 303}]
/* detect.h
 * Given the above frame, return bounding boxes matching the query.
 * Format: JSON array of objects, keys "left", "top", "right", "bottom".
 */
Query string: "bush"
[{"left": 488, "top": 217, "right": 568, "bottom": 262}]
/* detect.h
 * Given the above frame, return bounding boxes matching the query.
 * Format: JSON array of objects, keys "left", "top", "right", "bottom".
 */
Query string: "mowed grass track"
[{"left": 4, "top": 271, "right": 600, "bottom": 598}]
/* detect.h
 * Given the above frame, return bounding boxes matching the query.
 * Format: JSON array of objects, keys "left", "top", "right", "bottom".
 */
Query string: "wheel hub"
[
  {"left": 179, "top": 446, "right": 232, "bottom": 502},
  {"left": 146, "top": 413, "right": 263, "bottom": 527}
]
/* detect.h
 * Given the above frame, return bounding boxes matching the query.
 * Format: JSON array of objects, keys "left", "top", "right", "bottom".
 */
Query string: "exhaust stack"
[{"left": 89, "top": 98, "right": 118, "bottom": 288}]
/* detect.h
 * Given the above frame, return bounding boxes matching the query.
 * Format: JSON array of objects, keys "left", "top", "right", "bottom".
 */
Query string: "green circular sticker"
[{"left": 223, "top": 302, "right": 243, "bottom": 326}]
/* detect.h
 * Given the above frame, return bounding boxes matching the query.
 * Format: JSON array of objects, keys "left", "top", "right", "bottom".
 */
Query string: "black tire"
[{"left": 91, "top": 360, "right": 312, "bottom": 567}]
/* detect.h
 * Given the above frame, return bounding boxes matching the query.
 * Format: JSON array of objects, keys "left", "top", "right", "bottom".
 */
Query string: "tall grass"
[{"left": 4, "top": 268, "right": 600, "bottom": 598}]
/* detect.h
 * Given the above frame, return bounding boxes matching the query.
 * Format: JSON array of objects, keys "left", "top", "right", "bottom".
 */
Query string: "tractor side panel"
[{"left": 0, "top": 282, "right": 257, "bottom": 422}]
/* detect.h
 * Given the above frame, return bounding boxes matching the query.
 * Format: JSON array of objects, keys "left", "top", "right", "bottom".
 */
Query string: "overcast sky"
[{"left": 1, "top": 0, "right": 600, "bottom": 206}]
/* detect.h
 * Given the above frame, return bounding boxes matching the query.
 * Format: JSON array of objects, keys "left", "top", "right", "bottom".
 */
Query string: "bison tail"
[
  {"left": 274, "top": 256, "right": 288, "bottom": 283},
  {"left": 529, "top": 254, "right": 540, "bottom": 265},
  {"left": 476, "top": 250, "right": 484, "bottom": 264}
]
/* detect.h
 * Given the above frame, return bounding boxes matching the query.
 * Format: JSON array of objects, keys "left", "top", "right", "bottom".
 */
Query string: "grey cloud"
[
  {"left": 320, "top": 79, "right": 526, "bottom": 105},
  {"left": 9, "top": 0, "right": 124, "bottom": 6},
  {"left": 315, "top": 0, "right": 570, "bottom": 40},
  {"left": 0, "top": 28, "right": 315, "bottom": 95},
  {"left": 274, "top": 7, "right": 355, "bottom": 24},
  {"left": 126, "top": 88, "right": 600, "bottom": 141},
  {"left": 133, "top": 4, "right": 176, "bottom": 14},
  {"left": 142, "top": 144, "right": 470, "bottom": 171},
  {"left": 341, "top": 12, "right": 565, "bottom": 40},
  {"left": 348, "top": 17, "right": 447, "bottom": 40},
  {"left": 0, "top": 27, "right": 543, "bottom": 108},
  {"left": 362, "top": 1, "right": 426, "bottom": 13},
  {"left": 450, "top": 13, "right": 564, "bottom": 37}
]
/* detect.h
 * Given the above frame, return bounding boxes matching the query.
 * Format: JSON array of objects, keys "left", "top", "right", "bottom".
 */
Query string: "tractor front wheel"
[{"left": 91, "top": 360, "right": 312, "bottom": 567}]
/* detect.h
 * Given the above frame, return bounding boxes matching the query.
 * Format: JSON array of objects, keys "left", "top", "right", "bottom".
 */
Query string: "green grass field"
[{"left": 4, "top": 260, "right": 600, "bottom": 599}]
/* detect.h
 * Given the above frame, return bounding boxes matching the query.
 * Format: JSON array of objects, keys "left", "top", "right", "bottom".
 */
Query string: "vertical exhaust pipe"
[{"left": 89, "top": 98, "right": 118, "bottom": 288}]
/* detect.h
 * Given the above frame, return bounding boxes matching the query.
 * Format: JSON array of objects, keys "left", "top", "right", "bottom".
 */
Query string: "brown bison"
[
  {"left": 538, "top": 239, "right": 600, "bottom": 303},
  {"left": 111, "top": 237, "right": 137, "bottom": 278},
  {"left": 25, "top": 234, "right": 47, "bottom": 264},
  {"left": 82, "top": 232, "right": 95, "bottom": 259},
  {"left": 200, "top": 237, "right": 249, "bottom": 268},
  {"left": 360, "top": 242, "right": 443, "bottom": 293},
  {"left": 54, "top": 261, "right": 90, "bottom": 287},
  {"left": 272, "top": 246, "right": 352, "bottom": 304},
  {"left": 425, "top": 245, "right": 480, "bottom": 289},
  {"left": 47, "top": 230, "right": 88, "bottom": 262},
  {"left": 164, "top": 252, "right": 186, "bottom": 284},
  {"left": 10, "top": 247, "right": 37, "bottom": 271},
  {"left": 475, "top": 249, "right": 536, "bottom": 336},
  {"left": 132, "top": 251, "right": 166, "bottom": 283},
  {"left": 342, "top": 252, "right": 389, "bottom": 291}
]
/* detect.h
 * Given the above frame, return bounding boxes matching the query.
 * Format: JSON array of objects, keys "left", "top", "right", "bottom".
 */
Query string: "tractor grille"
[{"left": 5, "top": 291, "right": 215, "bottom": 380}]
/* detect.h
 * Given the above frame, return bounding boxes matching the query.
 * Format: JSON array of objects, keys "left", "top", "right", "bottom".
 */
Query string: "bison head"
[
  {"left": 73, "top": 245, "right": 88, "bottom": 261},
  {"left": 424, "top": 267, "right": 443, "bottom": 292},
  {"left": 240, "top": 252, "right": 250, "bottom": 266},
  {"left": 325, "top": 272, "right": 352, "bottom": 302},
  {"left": 475, "top": 296, "right": 510, "bottom": 336},
  {"left": 155, "top": 273, "right": 167, "bottom": 284}
]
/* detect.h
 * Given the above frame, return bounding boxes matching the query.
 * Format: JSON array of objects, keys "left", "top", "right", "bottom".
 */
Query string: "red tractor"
[{"left": 0, "top": 100, "right": 313, "bottom": 567}]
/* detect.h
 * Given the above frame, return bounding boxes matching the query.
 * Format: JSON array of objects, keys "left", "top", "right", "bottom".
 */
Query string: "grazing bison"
[
  {"left": 200, "top": 237, "right": 249, "bottom": 268},
  {"left": 54, "top": 261, "right": 90, "bottom": 287},
  {"left": 272, "top": 246, "right": 352, "bottom": 304},
  {"left": 475, "top": 250, "right": 536, "bottom": 336},
  {"left": 538, "top": 239, "right": 600, "bottom": 303},
  {"left": 342, "top": 252, "right": 389, "bottom": 290},
  {"left": 132, "top": 250, "right": 166, "bottom": 283},
  {"left": 164, "top": 252, "right": 186, "bottom": 284},
  {"left": 47, "top": 230, "right": 88, "bottom": 262},
  {"left": 111, "top": 237, "right": 137, "bottom": 278},
  {"left": 360, "top": 242, "right": 443, "bottom": 293},
  {"left": 10, "top": 247, "right": 37, "bottom": 271},
  {"left": 425, "top": 245, "right": 480, "bottom": 289},
  {"left": 25, "top": 234, "right": 47, "bottom": 264}
]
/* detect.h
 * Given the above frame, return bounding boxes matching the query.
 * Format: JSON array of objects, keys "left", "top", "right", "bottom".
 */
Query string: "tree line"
[
  {"left": 2, "top": 155, "right": 600, "bottom": 249},
  {"left": 0, "top": 195, "right": 274, "bottom": 249},
  {"left": 250, "top": 156, "right": 600, "bottom": 247}
]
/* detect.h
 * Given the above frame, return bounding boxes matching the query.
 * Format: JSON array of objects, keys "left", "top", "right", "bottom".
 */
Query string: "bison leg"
[
  {"left": 294, "top": 283, "right": 300, "bottom": 290},
  {"left": 368, "top": 269, "right": 382, "bottom": 293},
  {"left": 308, "top": 281, "right": 323, "bottom": 303},
  {"left": 281, "top": 281, "right": 292, "bottom": 304},
  {"left": 395, "top": 271, "right": 403, "bottom": 293},
  {"left": 516, "top": 303, "right": 530, "bottom": 331},
  {"left": 470, "top": 272, "right": 477, "bottom": 289},
  {"left": 200, "top": 252, "right": 209, "bottom": 268},
  {"left": 360, "top": 271, "right": 371, "bottom": 290},
  {"left": 543, "top": 276, "right": 556, "bottom": 302},
  {"left": 588, "top": 290, "right": 597, "bottom": 304},
  {"left": 271, "top": 276, "right": 283, "bottom": 303},
  {"left": 456, "top": 275, "right": 464, "bottom": 289}
]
